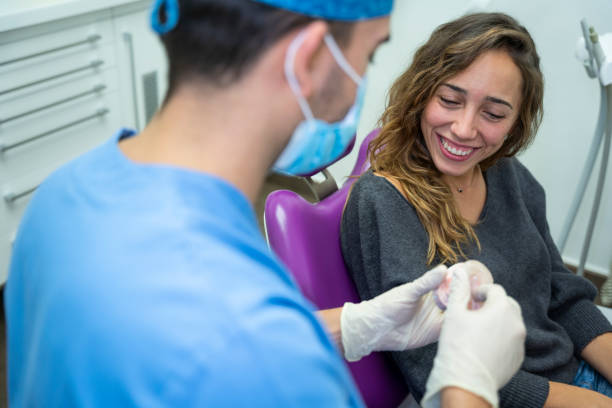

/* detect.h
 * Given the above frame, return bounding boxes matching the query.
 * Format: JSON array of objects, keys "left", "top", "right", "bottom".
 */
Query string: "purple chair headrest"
[{"left": 264, "top": 129, "right": 408, "bottom": 408}]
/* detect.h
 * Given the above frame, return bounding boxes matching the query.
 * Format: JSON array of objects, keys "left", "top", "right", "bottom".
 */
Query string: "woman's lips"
[{"left": 437, "top": 134, "right": 479, "bottom": 162}]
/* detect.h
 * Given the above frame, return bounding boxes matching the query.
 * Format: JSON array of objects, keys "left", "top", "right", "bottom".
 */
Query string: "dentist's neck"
[{"left": 118, "top": 76, "right": 300, "bottom": 205}]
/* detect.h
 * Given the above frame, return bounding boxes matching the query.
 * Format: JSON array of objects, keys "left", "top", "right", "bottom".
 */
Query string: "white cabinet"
[
  {"left": 113, "top": 5, "right": 168, "bottom": 130},
  {"left": 0, "top": 1, "right": 168, "bottom": 283}
]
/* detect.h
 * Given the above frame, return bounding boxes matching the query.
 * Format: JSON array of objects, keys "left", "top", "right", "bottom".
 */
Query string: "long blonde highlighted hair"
[{"left": 370, "top": 13, "right": 544, "bottom": 265}]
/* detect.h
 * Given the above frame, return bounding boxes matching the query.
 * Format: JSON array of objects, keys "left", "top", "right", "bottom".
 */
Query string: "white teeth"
[{"left": 440, "top": 137, "right": 473, "bottom": 156}]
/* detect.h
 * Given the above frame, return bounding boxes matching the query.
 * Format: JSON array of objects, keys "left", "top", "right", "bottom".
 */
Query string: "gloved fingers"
[
  {"left": 506, "top": 295, "right": 523, "bottom": 317},
  {"left": 504, "top": 296, "right": 527, "bottom": 341},
  {"left": 445, "top": 268, "right": 471, "bottom": 311},
  {"left": 395, "top": 292, "right": 445, "bottom": 350},
  {"left": 476, "top": 284, "right": 509, "bottom": 311},
  {"left": 479, "top": 285, "right": 523, "bottom": 322},
  {"left": 408, "top": 264, "right": 448, "bottom": 297},
  {"left": 472, "top": 283, "right": 492, "bottom": 302},
  {"left": 446, "top": 262, "right": 466, "bottom": 274},
  {"left": 462, "top": 260, "right": 491, "bottom": 276}
]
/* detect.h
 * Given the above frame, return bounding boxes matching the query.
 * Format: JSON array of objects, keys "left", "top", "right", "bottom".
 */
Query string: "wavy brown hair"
[{"left": 369, "top": 13, "right": 544, "bottom": 265}]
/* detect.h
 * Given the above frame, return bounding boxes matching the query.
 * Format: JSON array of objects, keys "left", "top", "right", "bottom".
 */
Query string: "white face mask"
[{"left": 273, "top": 31, "right": 367, "bottom": 176}]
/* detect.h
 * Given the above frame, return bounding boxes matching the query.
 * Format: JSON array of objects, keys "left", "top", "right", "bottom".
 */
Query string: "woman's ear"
[{"left": 290, "top": 21, "right": 328, "bottom": 98}]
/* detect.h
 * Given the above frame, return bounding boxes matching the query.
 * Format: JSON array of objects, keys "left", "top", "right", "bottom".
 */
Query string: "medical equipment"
[
  {"left": 558, "top": 20, "right": 612, "bottom": 277},
  {"left": 433, "top": 260, "right": 494, "bottom": 310}
]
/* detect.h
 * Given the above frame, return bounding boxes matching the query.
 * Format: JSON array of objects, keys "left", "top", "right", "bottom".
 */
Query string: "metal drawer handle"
[
  {"left": 0, "top": 34, "right": 102, "bottom": 67},
  {"left": 0, "top": 84, "right": 106, "bottom": 125},
  {"left": 0, "top": 59, "right": 104, "bottom": 97},
  {"left": 4, "top": 184, "right": 39, "bottom": 204},
  {"left": 0, "top": 108, "right": 109, "bottom": 153},
  {"left": 123, "top": 32, "right": 141, "bottom": 131}
]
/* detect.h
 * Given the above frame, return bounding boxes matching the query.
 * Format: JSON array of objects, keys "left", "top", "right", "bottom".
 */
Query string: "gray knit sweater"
[{"left": 340, "top": 157, "right": 612, "bottom": 408}]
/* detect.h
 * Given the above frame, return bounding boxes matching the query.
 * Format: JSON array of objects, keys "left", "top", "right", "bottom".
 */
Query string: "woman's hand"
[{"left": 544, "top": 381, "right": 612, "bottom": 408}]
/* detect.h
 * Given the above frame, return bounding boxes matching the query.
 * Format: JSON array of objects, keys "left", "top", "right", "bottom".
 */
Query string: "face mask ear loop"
[
  {"left": 284, "top": 31, "right": 315, "bottom": 122},
  {"left": 324, "top": 34, "right": 363, "bottom": 85}
]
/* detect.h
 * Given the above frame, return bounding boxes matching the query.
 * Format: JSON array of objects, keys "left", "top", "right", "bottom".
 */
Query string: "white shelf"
[{"left": 0, "top": 0, "right": 142, "bottom": 32}]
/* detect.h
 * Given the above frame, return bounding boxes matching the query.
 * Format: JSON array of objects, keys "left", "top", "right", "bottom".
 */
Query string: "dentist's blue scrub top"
[{"left": 5, "top": 129, "right": 363, "bottom": 407}]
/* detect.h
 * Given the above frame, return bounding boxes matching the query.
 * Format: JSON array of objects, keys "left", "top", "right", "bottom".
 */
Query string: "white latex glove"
[
  {"left": 340, "top": 264, "right": 447, "bottom": 362},
  {"left": 421, "top": 268, "right": 526, "bottom": 408}
]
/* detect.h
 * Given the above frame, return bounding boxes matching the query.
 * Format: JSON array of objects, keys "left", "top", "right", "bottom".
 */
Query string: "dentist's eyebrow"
[{"left": 441, "top": 83, "right": 514, "bottom": 110}]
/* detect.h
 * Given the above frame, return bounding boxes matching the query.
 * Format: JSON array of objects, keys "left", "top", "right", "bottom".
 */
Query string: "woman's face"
[{"left": 421, "top": 50, "right": 523, "bottom": 178}]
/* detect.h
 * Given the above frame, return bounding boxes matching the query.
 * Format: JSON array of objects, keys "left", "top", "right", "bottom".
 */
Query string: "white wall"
[{"left": 328, "top": 0, "right": 612, "bottom": 276}]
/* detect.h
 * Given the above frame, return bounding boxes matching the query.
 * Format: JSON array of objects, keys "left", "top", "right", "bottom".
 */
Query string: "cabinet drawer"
[
  {"left": 0, "top": 89, "right": 123, "bottom": 283},
  {"left": 0, "top": 150, "right": 56, "bottom": 280},
  {"left": 0, "top": 17, "right": 115, "bottom": 71},
  {"left": 0, "top": 88, "right": 122, "bottom": 186},
  {"left": 0, "top": 66, "right": 119, "bottom": 122},
  {"left": 0, "top": 43, "right": 117, "bottom": 102},
  {"left": 0, "top": 159, "right": 67, "bottom": 284}
]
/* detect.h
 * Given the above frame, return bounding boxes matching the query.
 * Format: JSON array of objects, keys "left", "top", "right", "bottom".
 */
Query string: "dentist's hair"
[
  {"left": 369, "top": 12, "right": 544, "bottom": 264},
  {"left": 158, "top": 0, "right": 354, "bottom": 101}
]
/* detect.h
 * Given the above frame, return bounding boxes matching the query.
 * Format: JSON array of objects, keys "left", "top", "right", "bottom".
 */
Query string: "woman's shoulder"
[
  {"left": 489, "top": 156, "right": 527, "bottom": 175},
  {"left": 344, "top": 170, "right": 419, "bottom": 221},
  {"left": 488, "top": 157, "right": 541, "bottom": 188},
  {"left": 349, "top": 170, "right": 407, "bottom": 202},
  {"left": 487, "top": 157, "right": 545, "bottom": 206}
]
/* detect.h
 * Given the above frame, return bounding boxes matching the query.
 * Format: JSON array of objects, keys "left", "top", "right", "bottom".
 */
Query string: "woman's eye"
[
  {"left": 440, "top": 97, "right": 459, "bottom": 106},
  {"left": 485, "top": 112, "right": 505, "bottom": 120}
]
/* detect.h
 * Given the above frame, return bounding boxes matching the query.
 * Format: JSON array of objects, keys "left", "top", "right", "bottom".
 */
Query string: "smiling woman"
[
  {"left": 421, "top": 49, "right": 523, "bottom": 224},
  {"left": 340, "top": 12, "right": 612, "bottom": 408},
  {"left": 423, "top": 53, "right": 522, "bottom": 175},
  {"left": 367, "top": 13, "right": 543, "bottom": 264}
]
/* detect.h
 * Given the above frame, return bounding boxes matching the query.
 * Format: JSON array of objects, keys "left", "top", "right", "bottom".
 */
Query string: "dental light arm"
[{"left": 558, "top": 21, "right": 612, "bottom": 278}]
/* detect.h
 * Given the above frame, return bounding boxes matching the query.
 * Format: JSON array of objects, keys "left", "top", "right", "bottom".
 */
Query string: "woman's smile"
[{"left": 437, "top": 133, "right": 481, "bottom": 161}]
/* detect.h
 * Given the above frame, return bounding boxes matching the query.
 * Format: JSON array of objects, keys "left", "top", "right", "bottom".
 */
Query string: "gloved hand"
[
  {"left": 340, "top": 264, "right": 447, "bottom": 362},
  {"left": 421, "top": 267, "right": 526, "bottom": 408}
]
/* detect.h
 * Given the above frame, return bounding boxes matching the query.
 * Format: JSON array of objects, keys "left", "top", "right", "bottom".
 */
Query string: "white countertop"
[{"left": 0, "top": 0, "right": 143, "bottom": 32}]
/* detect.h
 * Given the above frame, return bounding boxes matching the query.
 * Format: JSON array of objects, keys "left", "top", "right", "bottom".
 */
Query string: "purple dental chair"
[{"left": 264, "top": 129, "right": 410, "bottom": 408}]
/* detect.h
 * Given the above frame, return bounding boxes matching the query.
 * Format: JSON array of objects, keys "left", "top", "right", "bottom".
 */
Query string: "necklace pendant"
[{"left": 457, "top": 187, "right": 463, "bottom": 193}]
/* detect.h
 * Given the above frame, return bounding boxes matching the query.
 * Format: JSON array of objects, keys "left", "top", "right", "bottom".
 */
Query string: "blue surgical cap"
[
  {"left": 151, "top": 0, "right": 393, "bottom": 35},
  {"left": 251, "top": 0, "right": 393, "bottom": 21}
]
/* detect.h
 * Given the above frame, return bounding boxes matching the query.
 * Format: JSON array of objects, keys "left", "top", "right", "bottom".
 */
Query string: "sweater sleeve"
[
  {"left": 498, "top": 369, "right": 549, "bottom": 408},
  {"left": 514, "top": 160, "right": 612, "bottom": 355},
  {"left": 340, "top": 172, "right": 550, "bottom": 407}
]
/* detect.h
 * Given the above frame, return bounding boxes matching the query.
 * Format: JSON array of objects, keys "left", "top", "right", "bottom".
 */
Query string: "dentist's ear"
[{"left": 288, "top": 21, "right": 328, "bottom": 99}]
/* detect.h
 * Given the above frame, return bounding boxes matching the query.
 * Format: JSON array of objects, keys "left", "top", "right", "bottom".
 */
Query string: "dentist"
[{"left": 6, "top": 1, "right": 524, "bottom": 407}]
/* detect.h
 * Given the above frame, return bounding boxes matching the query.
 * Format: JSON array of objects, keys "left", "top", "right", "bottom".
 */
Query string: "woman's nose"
[{"left": 450, "top": 109, "right": 478, "bottom": 141}]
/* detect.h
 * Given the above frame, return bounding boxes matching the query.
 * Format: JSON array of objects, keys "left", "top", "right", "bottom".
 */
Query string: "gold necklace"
[{"left": 450, "top": 166, "right": 481, "bottom": 193}]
